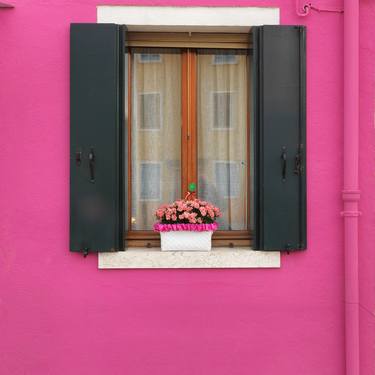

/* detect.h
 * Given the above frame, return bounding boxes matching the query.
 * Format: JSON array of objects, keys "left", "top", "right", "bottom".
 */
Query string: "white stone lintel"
[{"left": 97, "top": 6, "right": 280, "bottom": 32}]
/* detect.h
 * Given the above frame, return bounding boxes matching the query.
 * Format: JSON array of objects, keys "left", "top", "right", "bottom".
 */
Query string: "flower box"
[
  {"left": 154, "top": 223, "right": 218, "bottom": 251},
  {"left": 154, "top": 197, "right": 221, "bottom": 251},
  {"left": 160, "top": 230, "right": 213, "bottom": 251}
]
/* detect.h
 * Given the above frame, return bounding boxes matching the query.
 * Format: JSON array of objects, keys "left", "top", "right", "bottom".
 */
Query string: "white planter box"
[{"left": 160, "top": 231, "right": 213, "bottom": 251}]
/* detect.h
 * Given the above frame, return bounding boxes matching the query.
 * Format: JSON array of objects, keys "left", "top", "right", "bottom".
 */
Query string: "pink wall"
[{"left": 0, "top": 1, "right": 374, "bottom": 374}]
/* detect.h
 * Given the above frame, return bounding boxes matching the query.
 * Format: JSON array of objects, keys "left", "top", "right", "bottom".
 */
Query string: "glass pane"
[
  {"left": 131, "top": 48, "right": 182, "bottom": 230},
  {"left": 197, "top": 49, "right": 249, "bottom": 230},
  {"left": 139, "top": 163, "right": 161, "bottom": 200}
]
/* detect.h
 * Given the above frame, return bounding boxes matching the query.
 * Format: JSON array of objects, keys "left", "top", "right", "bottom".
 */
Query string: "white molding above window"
[{"left": 97, "top": 6, "right": 280, "bottom": 32}]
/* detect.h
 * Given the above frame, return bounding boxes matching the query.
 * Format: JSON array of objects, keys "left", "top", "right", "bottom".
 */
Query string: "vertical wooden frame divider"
[
  {"left": 181, "top": 50, "right": 188, "bottom": 198},
  {"left": 181, "top": 49, "right": 197, "bottom": 196}
]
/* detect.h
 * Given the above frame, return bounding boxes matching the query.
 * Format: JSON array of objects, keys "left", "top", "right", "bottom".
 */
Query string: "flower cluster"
[{"left": 155, "top": 199, "right": 221, "bottom": 224}]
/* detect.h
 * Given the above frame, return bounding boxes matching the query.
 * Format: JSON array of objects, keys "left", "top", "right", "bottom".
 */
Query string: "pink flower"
[
  {"left": 155, "top": 198, "right": 221, "bottom": 224},
  {"left": 199, "top": 207, "right": 207, "bottom": 216}
]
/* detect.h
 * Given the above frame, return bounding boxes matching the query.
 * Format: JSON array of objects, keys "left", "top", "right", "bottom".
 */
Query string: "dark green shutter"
[
  {"left": 252, "top": 25, "right": 306, "bottom": 251},
  {"left": 70, "top": 24, "right": 126, "bottom": 254}
]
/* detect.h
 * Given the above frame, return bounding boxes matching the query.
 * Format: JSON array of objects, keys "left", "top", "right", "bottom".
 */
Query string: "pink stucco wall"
[{"left": 0, "top": 1, "right": 374, "bottom": 374}]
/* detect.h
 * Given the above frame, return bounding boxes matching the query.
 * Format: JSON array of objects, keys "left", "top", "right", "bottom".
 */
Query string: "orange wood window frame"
[{"left": 126, "top": 47, "right": 252, "bottom": 248}]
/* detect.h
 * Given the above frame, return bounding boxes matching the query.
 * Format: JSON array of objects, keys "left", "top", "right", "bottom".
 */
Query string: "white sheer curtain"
[
  {"left": 197, "top": 49, "right": 249, "bottom": 230},
  {"left": 131, "top": 48, "right": 182, "bottom": 230}
]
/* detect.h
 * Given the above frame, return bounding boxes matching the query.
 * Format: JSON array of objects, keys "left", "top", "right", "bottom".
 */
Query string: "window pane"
[
  {"left": 139, "top": 93, "right": 161, "bottom": 130},
  {"left": 212, "top": 54, "right": 238, "bottom": 65},
  {"left": 138, "top": 53, "right": 162, "bottom": 63},
  {"left": 215, "top": 162, "right": 241, "bottom": 198},
  {"left": 131, "top": 48, "right": 182, "bottom": 230},
  {"left": 213, "top": 92, "right": 233, "bottom": 129},
  {"left": 197, "top": 49, "right": 249, "bottom": 230},
  {"left": 140, "top": 163, "right": 161, "bottom": 200}
]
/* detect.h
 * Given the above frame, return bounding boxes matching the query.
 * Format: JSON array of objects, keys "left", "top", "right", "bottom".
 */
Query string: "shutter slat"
[
  {"left": 253, "top": 25, "right": 306, "bottom": 251},
  {"left": 70, "top": 24, "right": 125, "bottom": 253}
]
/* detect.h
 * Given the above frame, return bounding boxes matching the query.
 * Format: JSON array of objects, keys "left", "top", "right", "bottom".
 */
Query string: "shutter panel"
[
  {"left": 70, "top": 24, "right": 125, "bottom": 254},
  {"left": 252, "top": 25, "right": 306, "bottom": 251}
]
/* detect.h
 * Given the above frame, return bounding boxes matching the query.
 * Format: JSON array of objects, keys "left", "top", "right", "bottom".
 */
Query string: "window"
[
  {"left": 127, "top": 41, "right": 250, "bottom": 247},
  {"left": 70, "top": 24, "right": 307, "bottom": 255}
]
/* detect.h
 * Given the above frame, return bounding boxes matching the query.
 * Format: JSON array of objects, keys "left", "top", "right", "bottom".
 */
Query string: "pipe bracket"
[
  {"left": 342, "top": 189, "right": 361, "bottom": 202},
  {"left": 341, "top": 211, "right": 362, "bottom": 217},
  {"left": 296, "top": 0, "right": 343, "bottom": 16}
]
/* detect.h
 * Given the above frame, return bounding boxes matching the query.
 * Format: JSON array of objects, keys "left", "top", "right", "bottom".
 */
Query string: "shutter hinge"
[
  {"left": 88, "top": 149, "right": 95, "bottom": 183},
  {"left": 294, "top": 144, "right": 304, "bottom": 176},
  {"left": 82, "top": 247, "right": 89, "bottom": 257},
  {"left": 281, "top": 146, "right": 287, "bottom": 182},
  {"left": 75, "top": 151, "right": 82, "bottom": 166}
]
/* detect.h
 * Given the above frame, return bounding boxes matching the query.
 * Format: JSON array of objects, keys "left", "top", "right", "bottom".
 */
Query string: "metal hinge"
[
  {"left": 82, "top": 247, "right": 89, "bottom": 257},
  {"left": 294, "top": 144, "right": 304, "bottom": 176}
]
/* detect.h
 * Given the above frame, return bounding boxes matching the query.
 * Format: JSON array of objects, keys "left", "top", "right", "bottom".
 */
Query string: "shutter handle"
[
  {"left": 281, "top": 146, "right": 287, "bottom": 182},
  {"left": 88, "top": 149, "right": 95, "bottom": 183}
]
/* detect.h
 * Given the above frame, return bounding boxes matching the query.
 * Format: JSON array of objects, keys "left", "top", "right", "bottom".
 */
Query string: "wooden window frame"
[
  {"left": 126, "top": 36, "right": 252, "bottom": 248},
  {"left": 127, "top": 32, "right": 251, "bottom": 49}
]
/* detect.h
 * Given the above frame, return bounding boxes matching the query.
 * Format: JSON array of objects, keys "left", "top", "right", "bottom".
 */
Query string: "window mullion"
[
  {"left": 181, "top": 48, "right": 198, "bottom": 198},
  {"left": 181, "top": 50, "right": 189, "bottom": 197},
  {"left": 188, "top": 49, "right": 198, "bottom": 195}
]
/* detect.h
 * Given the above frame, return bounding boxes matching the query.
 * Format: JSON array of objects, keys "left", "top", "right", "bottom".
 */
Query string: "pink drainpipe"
[
  {"left": 342, "top": 0, "right": 360, "bottom": 375},
  {"left": 298, "top": 0, "right": 360, "bottom": 369}
]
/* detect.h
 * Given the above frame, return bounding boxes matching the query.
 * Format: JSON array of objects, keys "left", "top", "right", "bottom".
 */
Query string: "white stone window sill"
[{"left": 98, "top": 248, "right": 280, "bottom": 269}]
